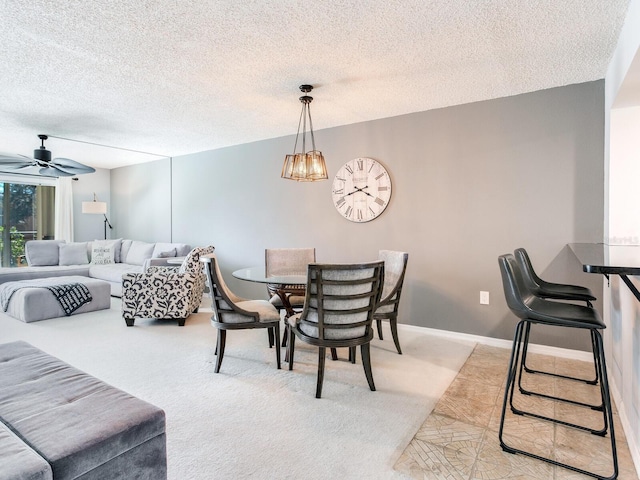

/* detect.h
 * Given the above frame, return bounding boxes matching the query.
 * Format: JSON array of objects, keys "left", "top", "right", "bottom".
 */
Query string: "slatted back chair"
[{"left": 287, "top": 261, "right": 384, "bottom": 398}]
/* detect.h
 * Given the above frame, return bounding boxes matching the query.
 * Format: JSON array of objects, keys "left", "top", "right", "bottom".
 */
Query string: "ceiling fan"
[{"left": 0, "top": 134, "right": 96, "bottom": 177}]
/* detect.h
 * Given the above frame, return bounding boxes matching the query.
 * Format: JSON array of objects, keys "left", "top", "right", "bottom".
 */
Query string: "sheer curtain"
[{"left": 54, "top": 177, "right": 74, "bottom": 242}]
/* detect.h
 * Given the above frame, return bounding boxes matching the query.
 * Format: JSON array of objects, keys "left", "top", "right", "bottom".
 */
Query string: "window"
[{"left": 0, "top": 175, "right": 56, "bottom": 267}]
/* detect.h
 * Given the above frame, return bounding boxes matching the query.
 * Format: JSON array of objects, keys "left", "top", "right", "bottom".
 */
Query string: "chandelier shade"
[{"left": 281, "top": 85, "right": 328, "bottom": 181}]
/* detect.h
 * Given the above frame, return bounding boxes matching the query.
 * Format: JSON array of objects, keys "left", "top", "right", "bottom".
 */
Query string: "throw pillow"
[
  {"left": 157, "top": 248, "right": 177, "bottom": 258},
  {"left": 94, "top": 238, "right": 122, "bottom": 263},
  {"left": 59, "top": 242, "right": 89, "bottom": 266},
  {"left": 125, "top": 241, "right": 155, "bottom": 266},
  {"left": 90, "top": 243, "right": 115, "bottom": 265}
]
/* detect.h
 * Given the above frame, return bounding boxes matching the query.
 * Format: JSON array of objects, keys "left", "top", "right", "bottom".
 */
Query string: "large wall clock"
[{"left": 331, "top": 157, "right": 392, "bottom": 222}]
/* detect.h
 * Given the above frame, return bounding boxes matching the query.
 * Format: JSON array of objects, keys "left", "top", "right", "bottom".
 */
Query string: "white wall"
[
  {"left": 609, "top": 106, "right": 640, "bottom": 471},
  {"left": 605, "top": 0, "right": 640, "bottom": 471},
  {"left": 72, "top": 168, "right": 111, "bottom": 242}
]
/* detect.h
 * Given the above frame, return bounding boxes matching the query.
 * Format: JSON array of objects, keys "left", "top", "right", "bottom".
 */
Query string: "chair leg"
[
  {"left": 288, "top": 328, "right": 296, "bottom": 370},
  {"left": 517, "top": 324, "right": 604, "bottom": 414},
  {"left": 282, "top": 323, "right": 289, "bottom": 348},
  {"left": 389, "top": 317, "right": 402, "bottom": 354},
  {"left": 501, "top": 323, "right": 619, "bottom": 480},
  {"left": 124, "top": 318, "right": 135, "bottom": 327},
  {"left": 268, "top": 328, "right": 274, "bottom": 348},
  {"left": 214, "top": 330, "right": 226, "bottom": 373},
  {"left": 522, "top": 323, "right": 598, "bottom": 384},
  {"left": 376, "top": 319, "right": 383, "bottom": 340},
  {"left": 330, "top": 348, "right": 338, "bottom": 360},
  {"left": 177, "top": 318, "right": 186, "bottom": 326},
  {"left": 316, "top": 347, "right": 326, "bottom": 398},
  {"left": 274, "top": 323, "right": 281, "bottom": 370},
  {"left": 349, "top": 347, "right": 356, "bottom": 363},
  {"left": 361, "top": 342, "right": 376, "bottom": 391}
]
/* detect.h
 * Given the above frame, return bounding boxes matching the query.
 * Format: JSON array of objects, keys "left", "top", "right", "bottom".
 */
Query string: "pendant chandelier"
[{"left": 281, "top": 84, "right": 328, "bottom": 181}]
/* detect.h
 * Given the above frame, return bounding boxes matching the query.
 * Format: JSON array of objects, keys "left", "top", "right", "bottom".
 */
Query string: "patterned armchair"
[{"left": 122, "top": 245, "right": 215, "bottom": 326}]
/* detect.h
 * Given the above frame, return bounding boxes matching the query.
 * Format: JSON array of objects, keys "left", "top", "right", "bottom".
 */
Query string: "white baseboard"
[{"left": 398, "top": 323, "right": 594, "bottom": 362}]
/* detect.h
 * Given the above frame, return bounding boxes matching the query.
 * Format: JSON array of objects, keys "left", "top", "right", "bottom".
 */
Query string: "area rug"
[{"left": 0, "top": 298, "right": 475, "bottom": 479}]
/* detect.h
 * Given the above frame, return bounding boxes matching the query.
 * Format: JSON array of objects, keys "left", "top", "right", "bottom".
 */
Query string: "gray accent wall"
[{"left": 111, "top": 81, "right": 605, "bottom": 350}]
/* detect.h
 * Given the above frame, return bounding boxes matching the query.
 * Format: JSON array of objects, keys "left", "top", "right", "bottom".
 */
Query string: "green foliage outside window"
[{"left": 0, "top": 226, "right": 26, "bottom": 266}]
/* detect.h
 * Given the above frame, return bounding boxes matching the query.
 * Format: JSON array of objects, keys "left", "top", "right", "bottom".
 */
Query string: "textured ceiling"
[{"left": 0, "top": 0, "right": 631, "bottom": 170}]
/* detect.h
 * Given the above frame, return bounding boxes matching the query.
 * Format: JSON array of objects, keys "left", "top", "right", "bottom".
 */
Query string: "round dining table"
[{"left": 232, "top": 267, "right": 306, "bottom": 319}]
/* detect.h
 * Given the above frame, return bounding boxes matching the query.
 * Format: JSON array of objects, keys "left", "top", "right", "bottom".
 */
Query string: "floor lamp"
[{"left": 82, "top": 194, "right": 113, "bottom": 240}]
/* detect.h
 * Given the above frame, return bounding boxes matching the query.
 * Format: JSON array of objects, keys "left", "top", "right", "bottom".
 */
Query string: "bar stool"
[
  {"left": 498, "top": 254, "right": 618, "bottom": 480},
  {"left": 514, "top": 248, "right": 601, "bottom": 403}
]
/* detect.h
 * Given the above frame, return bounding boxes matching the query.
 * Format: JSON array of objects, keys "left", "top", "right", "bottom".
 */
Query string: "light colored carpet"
[{"left": 0, "top": 297, "right": 475, "bottom": 479}]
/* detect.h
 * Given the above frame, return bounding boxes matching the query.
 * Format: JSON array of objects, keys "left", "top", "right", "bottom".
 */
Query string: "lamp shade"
[{"left": 82, "top": 201, "right": 107, "bottom": 214}]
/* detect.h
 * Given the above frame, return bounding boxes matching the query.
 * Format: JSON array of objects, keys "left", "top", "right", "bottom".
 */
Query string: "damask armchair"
[{"left": 122, "top": 245, "right": 215, "bottom": 327}]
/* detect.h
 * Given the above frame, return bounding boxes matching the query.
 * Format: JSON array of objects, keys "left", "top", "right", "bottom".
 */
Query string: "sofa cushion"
[
  {"left": 59, "top": 242, "right": 89, "bottom": 266},
  {"left": 120, "top": 239, "right": 133, "bottom": 263},
  {"left": 89, "top": 263, "right": 143, "bottom": 283},
  {"left": 126, "top": 241, "right": 154, "bottom": 266},
  {"left": 0, "top": 421, "right": 52, "bottom": 480},
  {"left": 25, "top": 240, "right": 65, "bottom": 266}
]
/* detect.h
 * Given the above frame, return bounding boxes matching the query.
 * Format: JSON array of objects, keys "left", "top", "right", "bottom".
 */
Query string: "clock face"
[{"left": 331, "top": 157, "right": 392, "bottom": 222}]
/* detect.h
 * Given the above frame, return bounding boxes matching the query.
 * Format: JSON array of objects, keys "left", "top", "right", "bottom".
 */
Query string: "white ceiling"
[{"left": 0, "top": 0, "right": 632, "bottom": 170}]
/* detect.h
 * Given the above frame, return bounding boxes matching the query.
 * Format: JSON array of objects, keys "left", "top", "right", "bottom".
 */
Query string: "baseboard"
[{"left": 398, "top": 323, "right": 594, "bottom": 362}]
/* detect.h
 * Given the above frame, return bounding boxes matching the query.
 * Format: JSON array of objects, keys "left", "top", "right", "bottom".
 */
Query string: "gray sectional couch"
[
  {"left": 0, "top": 239, "right": 191, "bottom": 297},
  {"left": 0, "top": 340, "right": 167, "bottom": 480}
]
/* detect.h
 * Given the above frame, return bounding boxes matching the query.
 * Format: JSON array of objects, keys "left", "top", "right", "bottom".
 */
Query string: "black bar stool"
[
  {"left": 514, "top": 248, "right": 601, "bottom": 403},
  {"left": 498, "top": 254, "right": 618, "bottom": 480}
]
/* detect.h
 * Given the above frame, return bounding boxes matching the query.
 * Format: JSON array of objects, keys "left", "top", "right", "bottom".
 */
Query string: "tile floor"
[{"left": 394, "top": 344, "right": 638, "bottom": 479}]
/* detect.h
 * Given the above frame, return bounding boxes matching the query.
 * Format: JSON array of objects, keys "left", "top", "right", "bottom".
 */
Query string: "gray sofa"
[
  {"left": 0, "top": 239, "right": 191, "bottom": 297},
  {"left": 0, "top": 340, "right": 167, "bottom": 480}
]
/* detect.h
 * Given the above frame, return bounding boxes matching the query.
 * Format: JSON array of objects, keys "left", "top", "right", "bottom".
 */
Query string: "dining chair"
[
  {"left": 265, "top": 247, "right": 316, "bottom": 347},
  {"left": 514, "top": 247, "right": 600, "bottom": 387},
  {"left": 287, "top": 261, "right": 384, "bottom": 398},
  {"left": 265, "top": 247, "right": 316, "bottom": 312},
  {"left": 497, "top": 254, "right": 617, "bottom": 479},
  {"left": 373, "top": 250, "right": 408, "bottom": 354},
  {"left": 200, "top": 253, "right": 281, "bottom": 373}
]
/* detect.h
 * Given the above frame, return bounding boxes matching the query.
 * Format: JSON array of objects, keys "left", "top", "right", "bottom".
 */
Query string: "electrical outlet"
[{"left": 480, "top": 291, "right": 490, "bottom": 305}]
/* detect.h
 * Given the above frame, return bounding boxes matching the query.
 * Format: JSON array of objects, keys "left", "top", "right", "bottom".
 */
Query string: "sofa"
[
  {"left": 0, "top": 340, "right": 167, "bottom": 479},
  {"left": 0, "top": 239, "right": 191, "bottom": 297}
]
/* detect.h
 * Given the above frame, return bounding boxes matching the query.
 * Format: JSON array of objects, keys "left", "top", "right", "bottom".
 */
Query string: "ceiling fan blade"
[
  {"left": 0, "top": 153, "right": 35, "bottom": 167},
  {"left": 52, "top": 157, "right": 96, "bottom": 175},
  {"left": 39, "top": 166, "right": 72, "bottom": 177}
]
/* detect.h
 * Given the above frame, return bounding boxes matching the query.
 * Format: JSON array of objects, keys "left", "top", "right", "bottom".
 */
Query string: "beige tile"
[
  {"left": 472, "top": 431, "right": 554, "bottom": 479},
  {"left": 395, "top": 345, "right": 639, "bottom": 480},
  {"left": 397, "top": 438, "right": 475, "bottom": 480},
  {"left": 414, "top": 414, "right": 485, "bottom": 447},
  {"left": 434, "top": 392, "right": 497, "bottom": 428}
]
